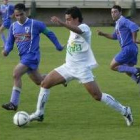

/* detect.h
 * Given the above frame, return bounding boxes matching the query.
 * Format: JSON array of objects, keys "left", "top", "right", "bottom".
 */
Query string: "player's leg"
[
  {"left": 83, "top": 81, "right": 133, "bottom": 126},
  {"left": 2, "top": 63, "right": 29, "bottom": 111},
  {"left": 83, "top": 81, "right": 126, "bottom": 114},
  {"left": 110, "top": 58, "right": 137, "bottom": 74},
  {"left": 110, "top": 47, "right": 140, "bottom": 83},
  {"left": 29, "top": 69, "right": 66, "bottom": 121},
  {"left": 0, "top": 24, "right": 6, "bottom": 47},
  {"left": 28, "top": 69, "right": 45, "bottom": 85}
]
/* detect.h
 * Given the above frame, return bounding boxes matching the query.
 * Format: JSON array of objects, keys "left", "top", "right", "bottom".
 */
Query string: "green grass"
[{"left": 0, "top": 27, "right": 140, "bottom": 140}]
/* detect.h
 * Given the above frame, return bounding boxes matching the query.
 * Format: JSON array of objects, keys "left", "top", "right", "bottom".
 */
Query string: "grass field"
[{"left": 0, "top": 27, "right": 140, "bottom": 140}]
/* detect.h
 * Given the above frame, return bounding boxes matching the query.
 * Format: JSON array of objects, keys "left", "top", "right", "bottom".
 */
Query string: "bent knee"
[
  {"left": 41, "top": 80, "right": 50, "bottom": 89},
  {"left": 34, "top": 81, "right": 41, "bottom": 85},
  {"left": 13, "top": 72, "right": 21, "bottom": 79},
  {"left": 110, "top": 64, "right": 117, "bottom": 71}
]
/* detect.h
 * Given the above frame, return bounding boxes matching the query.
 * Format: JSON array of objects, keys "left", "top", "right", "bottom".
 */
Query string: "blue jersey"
[
  {"left": 5, "top": 18, "right": 63, "bottom": 70},
  {"left": 0, "top": 3, "right": 14, "bottom": 21},
  {"left": 5, "top": 18, "right": 63, "bottom": 56},
  {"left": 112, "top": 16, "right": 139, "bottom": 48},
  {"left": 5, "top": 18, "right": 47, "bottom": 55}
]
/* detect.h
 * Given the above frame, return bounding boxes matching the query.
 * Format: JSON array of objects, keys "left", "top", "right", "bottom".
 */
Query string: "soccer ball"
[{"left": 13, "top": 111, "right": 30, "bottom": 127}]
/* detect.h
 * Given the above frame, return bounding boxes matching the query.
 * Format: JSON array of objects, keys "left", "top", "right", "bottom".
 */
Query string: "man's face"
[
  {"left": 111, "top": 8, "right": 121, "bottom": 21},
  {"left": 14, "top": 10, "right": 26, "bottom": 24},
  {"left": 3, "top": 0, "right": 8, "bottom": 5},
  {"left": 65, "top": 14, "right": 79, "bottom": 26}
]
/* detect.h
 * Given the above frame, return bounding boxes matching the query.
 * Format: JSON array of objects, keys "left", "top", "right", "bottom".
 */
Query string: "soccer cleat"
[
  {"left": 2, "top": 102, "right": 18, "bottom": 111},
  {"left": 63, "top": 82, "right": 67, "bottom": 87},
  {"left": 135, "top": 68, "right": 140, "bottom": 83},
  {"left": 123, "top": 107, "right": 133, "bottom": 126},
  {"left": 29, "top": 113, "right": 44, "bottom": 122}
]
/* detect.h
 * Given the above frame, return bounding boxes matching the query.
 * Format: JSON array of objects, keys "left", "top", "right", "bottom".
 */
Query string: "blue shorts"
[
  {"left": 115, "top": 44, "right": 138, "bottom": 65},
  {"left": 2, "top": 19, "right": 12, "bottom": 29},
  {"left": 20, "top": 52, "right": 40, "bottom": 73}
]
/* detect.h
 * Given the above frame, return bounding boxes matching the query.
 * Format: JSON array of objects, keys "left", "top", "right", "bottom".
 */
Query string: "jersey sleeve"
[
  {"left": 78, "top": 24, "right": 89, "bottom": 34},
  {"left": 5, "top": 24, "right": 15, "bottom": 54},
  {"left": 33, "top": 20, "right": 63, "bottom": 51},
  {"left": 112, "top": 30, "right": 117, "bottom": 39},
  {"left": 125, "top": 19, "right": 139, "bottom": 32},
  {"left": 34, "top": 20, "right": 46, "bottom": 33},
  {"left": 43, "top": 28, "right": 63, "bottom": 51}
]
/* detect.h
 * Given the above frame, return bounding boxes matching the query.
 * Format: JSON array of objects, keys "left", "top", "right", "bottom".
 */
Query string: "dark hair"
[
  {"left": 65, "top": 6, "right": 83, "bottom": 23},
  {"left": 112, "top": 5, "right": 122, "bottom": 12},
  {"left": 14, "top": 3, "right": 26, "bottom": 11}
]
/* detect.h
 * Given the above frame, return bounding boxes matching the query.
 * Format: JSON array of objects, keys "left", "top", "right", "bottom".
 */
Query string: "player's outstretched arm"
[
  {"left": 51, "top": 16, "right": 82, "bottom": 34},
  {"left": 97, "top": 30, "right": 114, "bottom": 39},
  {"left": 43, "top": 28, "right": 64, "bottom": 51}
]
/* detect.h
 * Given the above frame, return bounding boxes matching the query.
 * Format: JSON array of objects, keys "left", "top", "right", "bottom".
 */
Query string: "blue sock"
[
  {"left": 1, "top": 33, "right": 6, "bottom": 45},
  {"left": 118, "top": 65, "right": 137, "bottom": 74},
  {"left": 10, "top": 87, "right": 21, "bottom": 106}
]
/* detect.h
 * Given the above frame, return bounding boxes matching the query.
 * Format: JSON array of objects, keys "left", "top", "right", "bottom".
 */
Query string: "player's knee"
[
  {"left": 110, "top": 64, "right": 116, "bottom": 71},
  {"left": 13, "top": 72, "right": 20, "bottom": 80},
  {"left": 34, "top": 80, "right": 41, "bottom": 85},
  {"left": 41, "top": 80, "right": 50, "bottom": 89}
]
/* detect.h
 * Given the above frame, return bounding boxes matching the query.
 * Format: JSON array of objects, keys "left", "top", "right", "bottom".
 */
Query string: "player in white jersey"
[{"left": 29, "top": 7, "right": 133, "bottom": 126}]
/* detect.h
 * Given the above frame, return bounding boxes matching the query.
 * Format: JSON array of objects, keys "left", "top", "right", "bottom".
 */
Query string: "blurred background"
[{"left": 0, "top": 0, "right": 140, "bottom": 26}]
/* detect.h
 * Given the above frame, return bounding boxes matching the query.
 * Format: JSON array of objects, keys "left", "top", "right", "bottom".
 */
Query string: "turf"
[{"left": 0, "top": 27, "right": 140, "bottom": 140}]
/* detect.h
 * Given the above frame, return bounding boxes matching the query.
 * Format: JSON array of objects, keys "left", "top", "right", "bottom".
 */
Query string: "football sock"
[
  {"left": 118, "top": 65, "right": 137, "bottom": 74},
  {"left": 101, "top": 93, "right": 126, "bottom": 115},
  {"left": 35, "top": 87, "right": 50, "bottom": 115},
  {"left": 10, "top": 86, "right": 21, "bottom": 106},
  {"left": 1, "top": 33, "right": 6, "bottom": 45}
]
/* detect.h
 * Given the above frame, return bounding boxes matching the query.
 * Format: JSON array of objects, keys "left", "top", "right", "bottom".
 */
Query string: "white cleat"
[
  {"left": 29, "top": 113, "right": 44, "bottom": 122},
  {"left": 123, "top": 107, "right": 133, "bottom": 126}
]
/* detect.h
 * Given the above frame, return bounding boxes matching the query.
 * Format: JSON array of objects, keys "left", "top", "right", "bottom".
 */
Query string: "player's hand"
[
  {"left": 51, "top": 16, "right": 63, "bottom": 25},
  {"left": 57, "top": 44, "right": 66, "bottom": 51},
  {"left": 1, "top": 50, "right": 8, "bottom": 56},
  {"left": 62, "top": 44, "right": 66, "bottom": 50},
  {"left": 97, "top": 30, "right": 104, "bottom": 36}
]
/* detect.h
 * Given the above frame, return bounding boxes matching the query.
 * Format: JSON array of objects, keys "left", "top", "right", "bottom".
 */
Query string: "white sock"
[
  {"left": 35, "top": 87, "right": 50, "bottom": 115},
  {"left": 101, "top": 93, "right": 126, "bottom": 115}
]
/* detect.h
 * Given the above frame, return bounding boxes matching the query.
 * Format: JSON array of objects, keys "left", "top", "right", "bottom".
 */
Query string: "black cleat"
[
  {"left": 135, "top": 68, "right": 140, "bottom": 83},
  {"left": 29, "top": 113, "right": 44, "bottom": 122},
  {"left": 2, "top": 102, "right": 18, "bottom": 111},
  {"left": 63, "top": 83, "right": 67, "bottom": 87}
]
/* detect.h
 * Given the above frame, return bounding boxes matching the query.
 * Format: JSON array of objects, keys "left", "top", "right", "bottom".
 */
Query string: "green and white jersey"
[{"left": 66, "top": 23, "right": 98, "bottom": 69}]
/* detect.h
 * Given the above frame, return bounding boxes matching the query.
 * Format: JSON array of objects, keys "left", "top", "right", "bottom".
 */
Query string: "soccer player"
[
  {"left": 29, "top": 6, "right": 133, "bottom": 126},
  {"left": 97, "top": 5, "right": 140, "bottom": 84},
  {"left": 0, "top": 0, "right": 14, "bottom": 48},
  {"left": 1, "top": 3, "right": 64, "bottom": 111}
]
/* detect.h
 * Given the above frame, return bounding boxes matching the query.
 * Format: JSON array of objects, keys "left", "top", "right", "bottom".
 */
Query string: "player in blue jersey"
[
  {"left": 1, "top": 3, "right": 64, "bottom": 111},
  {"left": 0, "top": 0, "right": 14, "bottom": 48},
  {"left": 97, "top": 5, "right": 140, "bottom": 84},
  {"left": 29, "top": 7, "right": 133, "bottom": 126}
]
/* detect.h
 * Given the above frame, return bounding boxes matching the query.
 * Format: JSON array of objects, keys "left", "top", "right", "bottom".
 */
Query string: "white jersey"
[{"left": 66, "top": 23, "right": 98, "bottom": 69}]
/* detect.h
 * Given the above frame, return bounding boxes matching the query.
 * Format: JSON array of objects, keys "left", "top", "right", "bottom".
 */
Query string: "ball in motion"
[{"left": 13, "top": 111, "right": 30, "bottom": 127}]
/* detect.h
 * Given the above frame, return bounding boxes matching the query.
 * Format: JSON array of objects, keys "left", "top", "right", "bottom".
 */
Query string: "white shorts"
[{"left": 54, "top": 64, "right": 95, "bottom": 84}]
